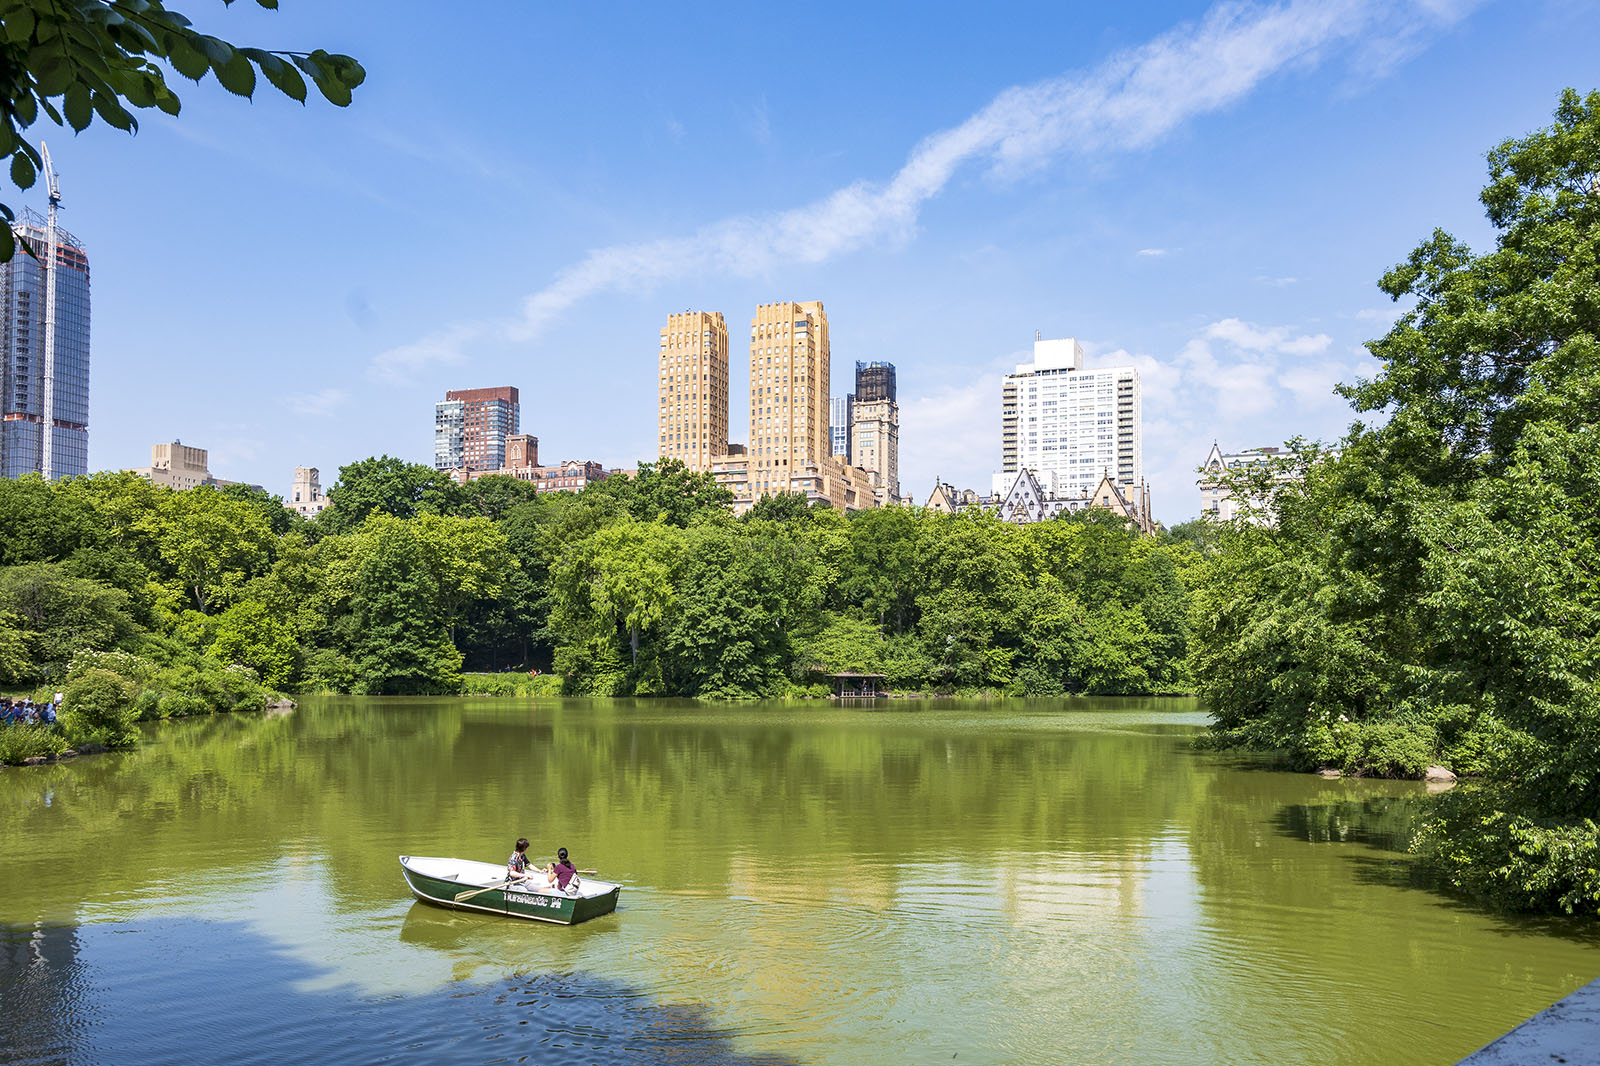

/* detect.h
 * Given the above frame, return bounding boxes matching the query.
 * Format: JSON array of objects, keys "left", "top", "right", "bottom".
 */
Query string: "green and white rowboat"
[{"left": 399, "top": 855, "right": 621, "bottom": 925}]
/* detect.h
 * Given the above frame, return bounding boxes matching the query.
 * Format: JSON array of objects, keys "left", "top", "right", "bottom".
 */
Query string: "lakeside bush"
[
  {"left": 61, "top": 668, "right": 139, "bottom": 749},
  {"left": 0, "top": 722, "right": 68, "bottom": 763},
  {"left": 461, "top": 672, "right": 562, "bottom": 697}
]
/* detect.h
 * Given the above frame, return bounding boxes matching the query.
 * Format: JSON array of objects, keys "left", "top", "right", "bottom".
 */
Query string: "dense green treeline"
[
  {"left": 0, "top": 455, "right": 1201, "bottom": 728},
  {"left": 1191, "top": 90, "right": 1600, "bottom": 913}
]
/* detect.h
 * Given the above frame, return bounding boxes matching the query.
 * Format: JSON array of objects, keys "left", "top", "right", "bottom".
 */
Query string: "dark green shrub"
[{"left": 61, "top": 668, "right": 140, "bottom": 749}]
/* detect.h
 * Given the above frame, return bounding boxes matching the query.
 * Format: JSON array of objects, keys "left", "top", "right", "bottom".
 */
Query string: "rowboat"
[{"left": 399, "top": 855, "right": 622, "bottom": 924}]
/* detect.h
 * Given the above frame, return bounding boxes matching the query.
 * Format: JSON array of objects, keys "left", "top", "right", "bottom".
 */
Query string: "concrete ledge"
[{"left": 1458, "top": 978, "right": 1600, "bottom": 1064}]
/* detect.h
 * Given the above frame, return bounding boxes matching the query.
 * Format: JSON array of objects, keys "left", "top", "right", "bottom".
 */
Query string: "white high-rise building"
[{"left": 1000, "top": 336, "right": 1140, "bottom": 497}]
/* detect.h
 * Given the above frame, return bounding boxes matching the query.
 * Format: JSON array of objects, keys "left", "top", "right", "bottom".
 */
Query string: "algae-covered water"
[{"left": 2, "top": 696, "right": 1596, "bottom": 1065}]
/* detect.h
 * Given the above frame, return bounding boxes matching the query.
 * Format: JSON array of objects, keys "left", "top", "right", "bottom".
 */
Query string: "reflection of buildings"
[
  {"left": 0, "top": 922, "right": 83, "bottom": 1054},
  {"left": 988, "top": 854, "right": 1146, "bottom": 927}
]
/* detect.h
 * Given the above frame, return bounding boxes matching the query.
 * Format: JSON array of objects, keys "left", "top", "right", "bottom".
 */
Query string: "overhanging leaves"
[{"left": 0, "top": 0, "right": 365, "bottom": 262}]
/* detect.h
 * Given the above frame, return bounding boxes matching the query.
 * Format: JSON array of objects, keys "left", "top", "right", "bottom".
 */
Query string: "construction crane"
[{"left": 39, "top": 142, "right": 60, "bottom": 480}]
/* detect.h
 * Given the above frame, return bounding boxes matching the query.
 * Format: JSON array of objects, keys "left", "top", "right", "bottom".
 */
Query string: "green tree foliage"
[
  {"left": 317, "top": 456, "right": 460, "bottom": 535},
  {"left": 1190, "top": 90, "right": 1600, "bottom": 912},
  {"left": 0, "top": 0, "right": 363, "bottom": 260},
  {"left": 138, "top": 484, "right": 275, "bottom": 614},
  {"left": 61, "top": 665, "right": 139, "bottom": 748},
  {"left": 454, "top": 474, "right": 541, "bottom": 521},
  {"left": 208, "top": 599, "right": 294, "bottom": 686},
  {"left": 0, "top": 608, "right": 29, "bottom": 682},
  {"left": 325, "top": 514, "right": 509, "bottom": 695},
  {"left": 0, "top": 561, "right": 134, "bottom": 677},
  {"left": 589, "top": 458, "right": 734, "bottom": 526},
  {"left": 742, "top": 490, "right": 818, "bottom": 524},
  {"left": 0, "top": 453, "right": 1200, "bottom": 737}
]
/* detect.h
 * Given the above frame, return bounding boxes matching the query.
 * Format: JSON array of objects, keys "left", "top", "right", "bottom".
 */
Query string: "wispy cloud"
[
  {"left": 369, "top": 0, "right": 1474, "bottom": 382},
  {"left": 287, "top": 388, "right": 349, "bottom": 417},
  {"left": 747, "top": 95, "right": 773, "bottom": 146},
  {"left": 368, "top": 326, "right": 479, "bottom": 385},
  {"left": 1137, "top": 247, "right": 1171, "bottom": 256},
  {"left": 1205, "top": 316, "right": 1330, "bottom": 355},
  {"left": 1356, "top": 305, "right": 1407, "bottom": 327}
]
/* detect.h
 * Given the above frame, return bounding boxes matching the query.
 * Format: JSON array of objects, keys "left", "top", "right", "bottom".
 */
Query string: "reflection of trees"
[
  {"left": 1178, "top": 765, "right": 1600, "bottom": 1064},
  {"left": 0, "top": 697, "right": 1209, "bottom": 928}
]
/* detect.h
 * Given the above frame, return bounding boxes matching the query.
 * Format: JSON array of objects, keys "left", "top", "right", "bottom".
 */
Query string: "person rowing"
[{"left": 507, "top": 837, "right": 536, "bottom": 884}]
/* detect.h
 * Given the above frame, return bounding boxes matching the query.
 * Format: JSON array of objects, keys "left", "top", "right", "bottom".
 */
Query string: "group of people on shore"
[
  {"left": 1, "top": 695, "right": 59, "bottom": 726},
  {"left": 508, "top": 838, "right": 579, "bottom": 892}
]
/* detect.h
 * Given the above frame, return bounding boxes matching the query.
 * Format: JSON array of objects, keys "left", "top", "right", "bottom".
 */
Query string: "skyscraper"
[
  {"left": 1000, "top": 336, "right": 1140, "bottom": 495},
  {"left": 1, "top": 209, "right": 90, "bottom": 480},
  {"left": 850, "top": 360, "right": 900, "bottom": 505},
  {"left": 657, "top": 310, "right": 729, "bottom": 471},
  {"left": 829, "top": 394, "right": 853, "bottom": 462},
  {"left": 747, "top": 300, "right": 830, "bottom": 498},
  {"left": 433, "top": 386, "right": 519, "bottom": 473}
]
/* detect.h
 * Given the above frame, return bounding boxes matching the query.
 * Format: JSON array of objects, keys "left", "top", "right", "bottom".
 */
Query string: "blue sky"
[{"left": 28, "top": 0, "right": 1600, "bottom": 522}]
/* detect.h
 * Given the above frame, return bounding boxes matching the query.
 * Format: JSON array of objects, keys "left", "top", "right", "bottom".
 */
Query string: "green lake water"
[{"left": 2, "top": 696, "right": 1597, "bottom": 1065}]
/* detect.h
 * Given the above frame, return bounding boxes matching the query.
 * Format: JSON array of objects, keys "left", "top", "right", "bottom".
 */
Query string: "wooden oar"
[{"left": 454, "top": 877, "right": 512, "bottom": 903}]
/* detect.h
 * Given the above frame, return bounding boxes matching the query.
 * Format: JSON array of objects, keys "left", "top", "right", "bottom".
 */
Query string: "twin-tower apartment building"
[{"left": 658, "top": 302, "right": 898, "bottom": 513}]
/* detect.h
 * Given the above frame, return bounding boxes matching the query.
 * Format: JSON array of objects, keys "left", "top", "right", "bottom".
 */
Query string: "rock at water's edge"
[{"left": 1424, "top": 765, "right": 1458, "bottom": 783}]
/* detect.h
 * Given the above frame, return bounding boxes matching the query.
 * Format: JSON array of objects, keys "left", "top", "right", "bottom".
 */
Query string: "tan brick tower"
[
  {"left": 746, "top": 300, "right": 829, "bottom": 498},
  {"left": 657, "top": 311, "right": 730, "bottom": 471}
]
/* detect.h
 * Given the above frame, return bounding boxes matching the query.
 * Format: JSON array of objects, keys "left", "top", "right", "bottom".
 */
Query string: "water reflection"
[
  {"left": 0, "top": 697, "right": 1596, "bottom": 1065},
  {"left": 0, "top": 920, "right": 799, "bottom": 1066}
]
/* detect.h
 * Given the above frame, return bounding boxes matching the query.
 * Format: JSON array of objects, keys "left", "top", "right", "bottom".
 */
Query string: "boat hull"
[{"left": 399, "top": 855, "right": 621, "bottom": 925}]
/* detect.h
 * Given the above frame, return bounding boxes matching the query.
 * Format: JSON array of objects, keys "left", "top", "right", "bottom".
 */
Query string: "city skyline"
[{"left": 13, "top": 1, "right": 1600, "bottom": 523}]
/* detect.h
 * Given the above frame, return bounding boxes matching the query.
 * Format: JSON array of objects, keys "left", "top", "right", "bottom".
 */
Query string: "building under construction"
[
  {"left": 854, "top": 360, "right": 896, "bottom": 403},
  {"left": 2, "top": 202, "right": 91, "bottom": 481}
]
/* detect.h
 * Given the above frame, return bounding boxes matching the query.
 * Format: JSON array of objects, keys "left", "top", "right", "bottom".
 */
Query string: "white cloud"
[
  {"left": 1137, "top": 247, "right": 1170, "bottom": 256},
  {"left": 1278, "top": 364, "right": 1344, "bottom": 404},
  {"left": 287, "top": 388, "right": 348, "bottom": 417},
  {"left": 1205, "top": 317, "right": 1331, "bottom": 356},
  {"left": 370, "top": 0, "right": 1475, "bottom": 377},
  {"left": 1355, "top": 305, "right": 1406, "bottom": 327},
  {"left": 368, "top": 326, "right": 481, "bottom": 385},
  {"left": 1205, "top": 317, "right": 1289, "bottom": 351},
  {"left": 900, "top": 377, "right": 1001, "bottom": 494},
  {"left": 1277, "top": 332, "right": 1333, "bottom": 356}
]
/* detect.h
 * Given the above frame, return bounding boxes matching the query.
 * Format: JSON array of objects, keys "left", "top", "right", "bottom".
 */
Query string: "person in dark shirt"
[{"left": 545, "top": 847, "right": 578, "bottom": 891}]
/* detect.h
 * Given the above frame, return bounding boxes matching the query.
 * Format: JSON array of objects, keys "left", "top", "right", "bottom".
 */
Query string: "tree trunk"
[{"left": 630, "top": 625, "right": 639, "bottom": 664}]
